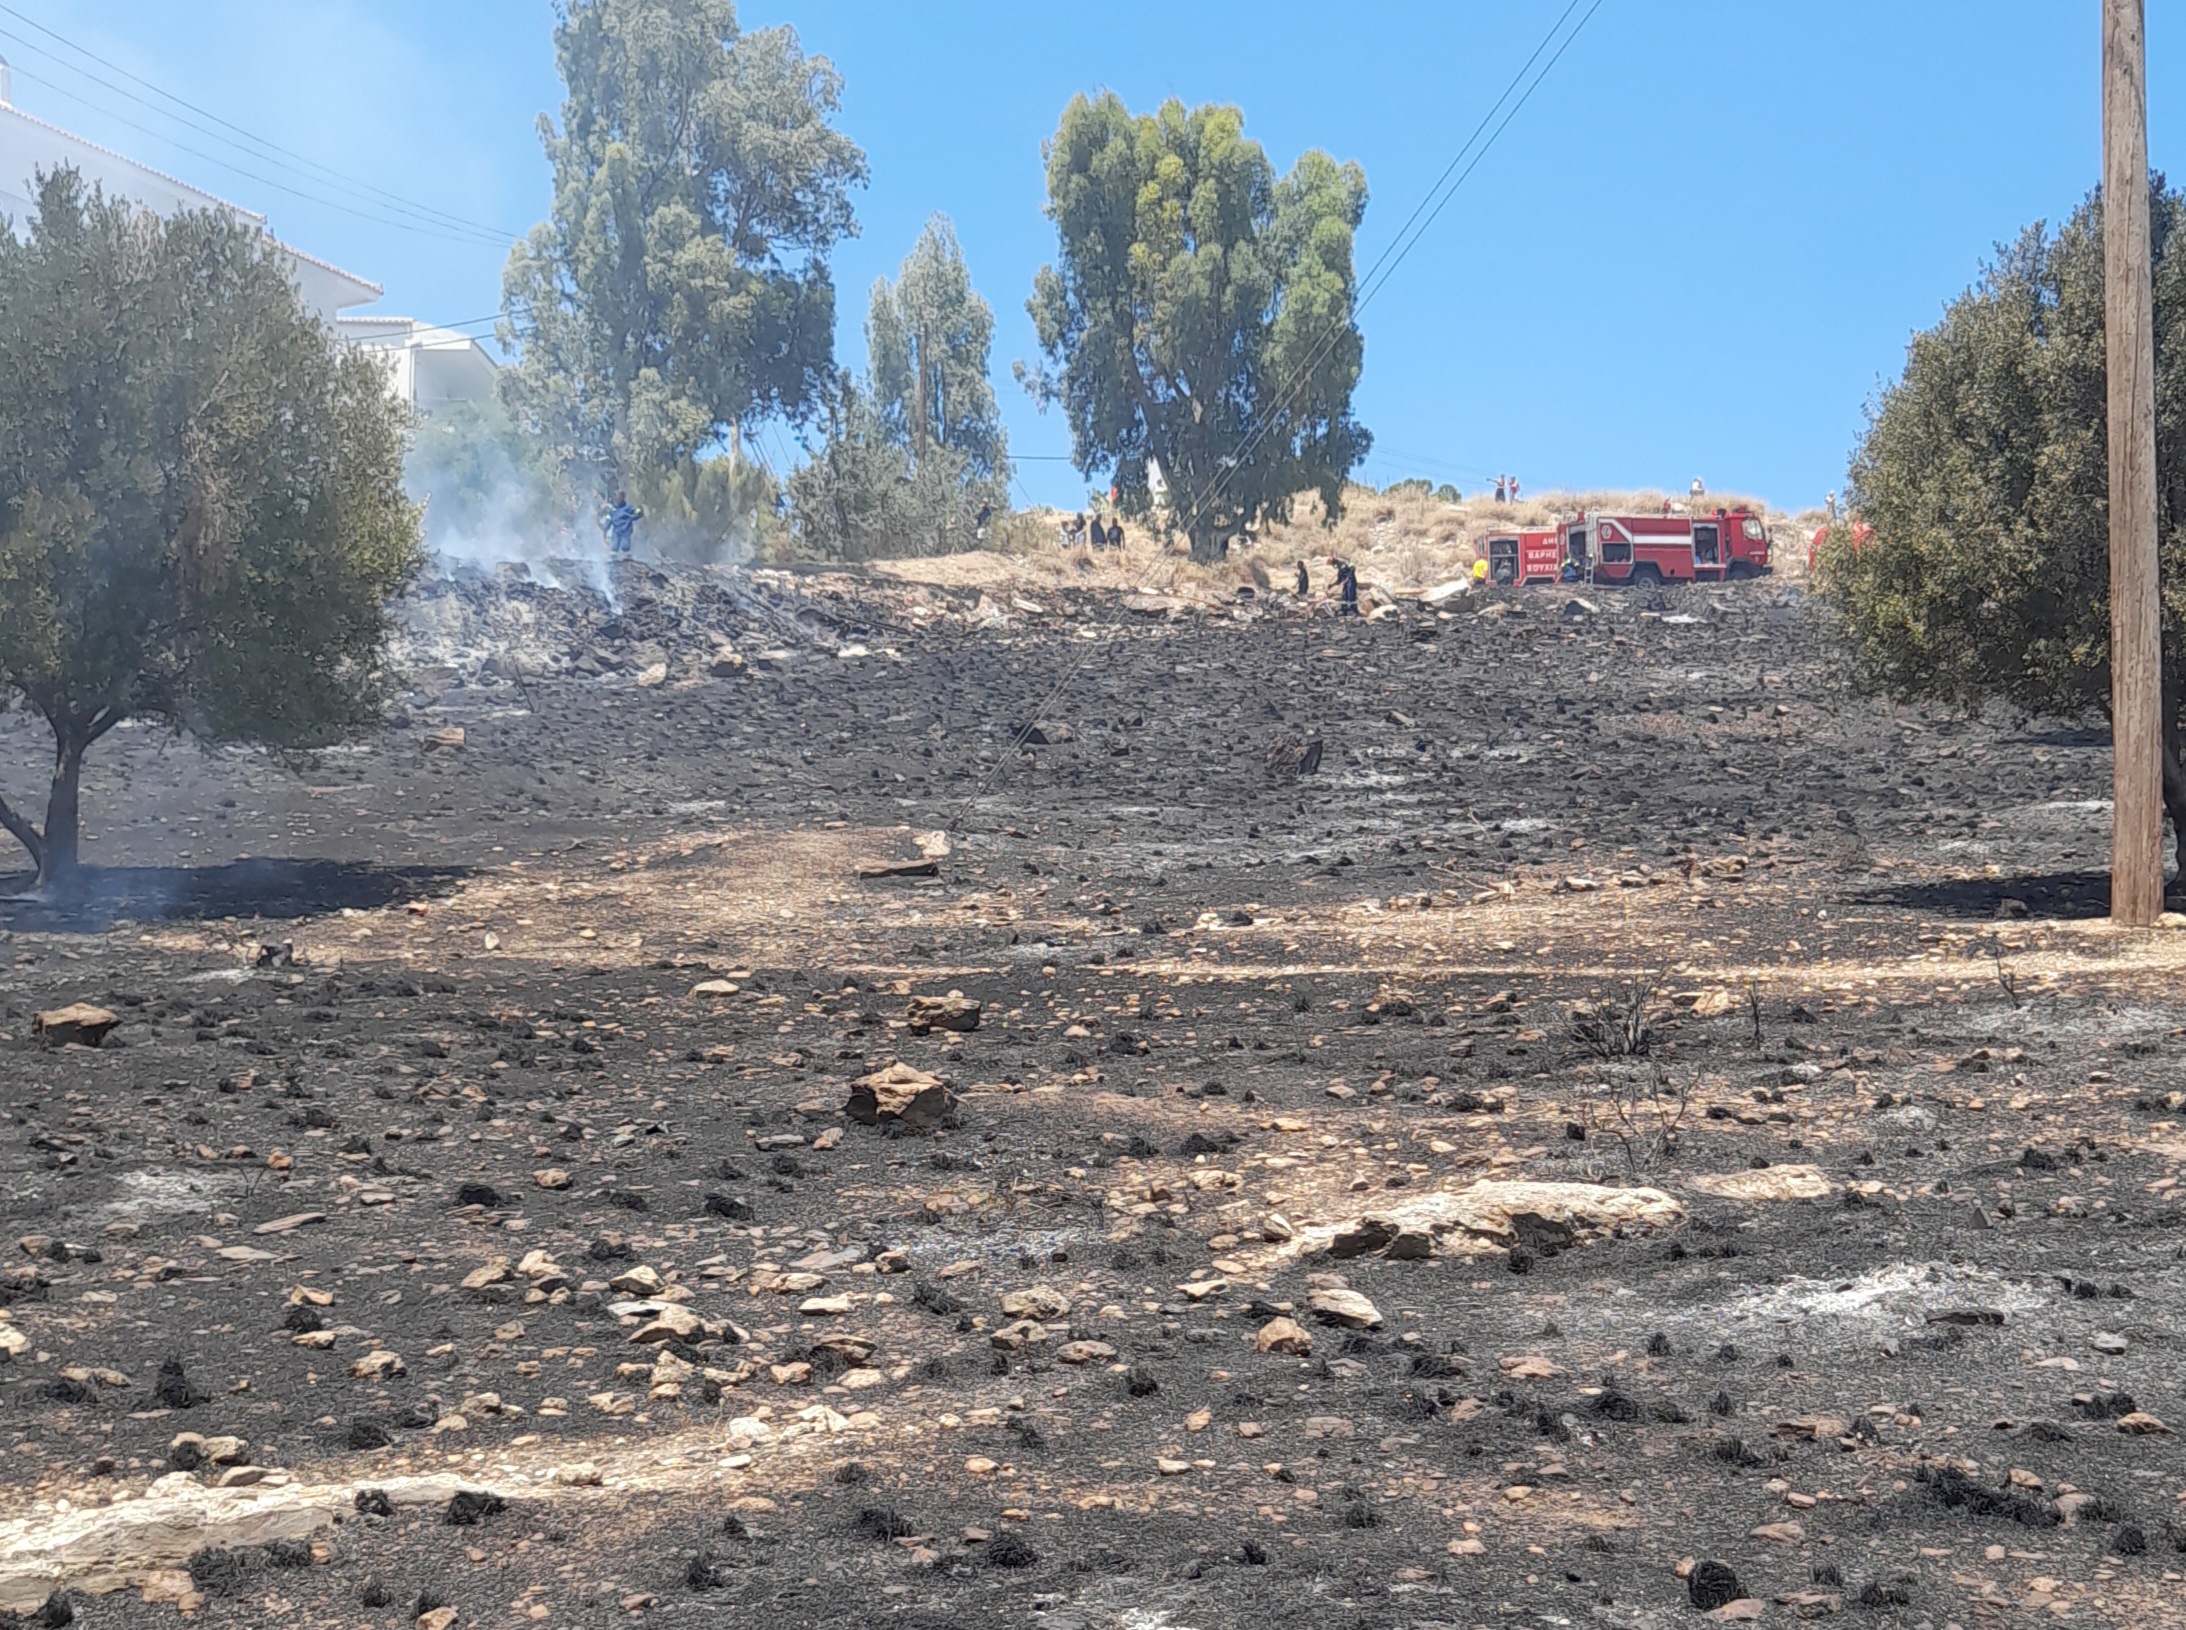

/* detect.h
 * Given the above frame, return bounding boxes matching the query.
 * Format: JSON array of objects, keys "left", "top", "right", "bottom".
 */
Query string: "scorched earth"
[{"left": 0, "top": 559, "right": 2180, "bottom": 1630}]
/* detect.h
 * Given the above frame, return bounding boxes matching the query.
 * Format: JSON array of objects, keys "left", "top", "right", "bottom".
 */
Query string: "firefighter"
[
  {"left": 1294, "top": 558, "right": 1310, "bottom": 597},
  {"left": 602, "top": 491, "right": 643, "bottom": 557},
  {"left": 1494, "top": 476, "right": 1507, "bottom": 504},
  {"left": 1334, "top": 557, "right": 1359, "bottom": 615},
  {"left": 1472, "top": 557, "right": 1489, "bottom": 584}
]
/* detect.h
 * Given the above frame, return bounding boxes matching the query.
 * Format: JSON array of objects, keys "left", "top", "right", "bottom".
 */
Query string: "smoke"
[
  {"left": 421, "top": 479, "right": 619, "bottom": 607},
  {"left": 403, "top": 400, "right": 622, "bottom": 607}
]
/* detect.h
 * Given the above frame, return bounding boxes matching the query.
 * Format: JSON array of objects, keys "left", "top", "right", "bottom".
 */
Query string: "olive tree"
[
  {"left": 0, "top": 171, "right": 422, "bottom": 890},
  {"left": 1819, "top": 179, "right": 2186, "bottom": 876}
]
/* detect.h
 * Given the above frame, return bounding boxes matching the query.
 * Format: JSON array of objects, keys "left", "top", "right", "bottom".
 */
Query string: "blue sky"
[{"left": 1, "top": 0, "right": 2176, "bottom": 511}]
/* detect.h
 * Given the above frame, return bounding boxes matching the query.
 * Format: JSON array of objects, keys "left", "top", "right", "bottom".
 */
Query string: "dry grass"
[
  {"left": 1252, "top": 484, "right": 1791, "bottom": 590},
  {"left": 875, "top": 483, "right": 1820, "bottom": 598}
]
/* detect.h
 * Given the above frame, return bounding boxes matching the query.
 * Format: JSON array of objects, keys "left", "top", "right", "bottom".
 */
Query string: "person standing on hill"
[
  {"left": 602, "top": 491, "right": 643, "bottom": 557},
  {"left": 1333, "top": 558, "right": 1359, "bottom": 615},
  {"left": 1494, "top": 476, "right": 1507, "bottom": 504},
  {"left": 1295, "top": 558, "right": 1310, "bottom": 597}
]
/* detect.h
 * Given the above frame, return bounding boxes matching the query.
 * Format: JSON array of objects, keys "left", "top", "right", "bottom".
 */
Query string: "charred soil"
[{"left": 0, "top": 562, "right": 2180, "bottom": 1628}]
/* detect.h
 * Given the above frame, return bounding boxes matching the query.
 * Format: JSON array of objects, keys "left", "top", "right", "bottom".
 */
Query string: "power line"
[
  {"left": 1167, "top": 0, "right": 1608, "bottom": 553},
  {"left": 1, "top": 57, "right": 516, "bottom": 249},
  {"left": 0, "top": 4, "right": 523, "bottom": 241},
  {"left": 948, "top": 0, "right": 1608, "bottom": 839},
  {"left": 1342, "top": 0, "right": 1589, "bottom": 337},
  {"left": 0, "top": 11, "right": 522, "bottom": 246}
]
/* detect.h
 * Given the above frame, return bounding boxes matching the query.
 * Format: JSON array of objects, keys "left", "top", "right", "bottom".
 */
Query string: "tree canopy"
[
  {"left": 501, "top": 0, "right": 866, "bottom": 502},
  {"left": 869, "top": 215, "right": 1008, "bottom": 483},
  {"left": 790, "top": 216, "right": 1010, "bottom": 559},
  {"left": 1023, "top": 94, "right": 1371, "bottom": 559},
  {"left": 0, "top": 171, "right": 421, "bottom": 887},
  {"left": 1818, "top": 178, "right": 2186, "bottom": 868}
]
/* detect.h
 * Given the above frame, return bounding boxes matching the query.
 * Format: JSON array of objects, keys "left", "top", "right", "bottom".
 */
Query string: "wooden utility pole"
[{"left": 2104, "top": 0, "right": 2164, "bottom": 925}]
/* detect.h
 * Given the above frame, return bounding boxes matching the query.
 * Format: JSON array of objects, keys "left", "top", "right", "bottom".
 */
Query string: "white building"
[
  {"left": 0, "top": 55, "right": 493, "bottom": 413},
  {"left": 335, "top": 315, "right": 500, "bottom": 414}
]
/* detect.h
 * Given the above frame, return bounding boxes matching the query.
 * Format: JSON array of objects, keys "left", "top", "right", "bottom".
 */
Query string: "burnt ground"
[{"left": 0, "top": 563, "right": 2183, "bottom": 1629}]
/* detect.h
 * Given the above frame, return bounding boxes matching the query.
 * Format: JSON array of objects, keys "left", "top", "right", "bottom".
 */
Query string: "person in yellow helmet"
[{"left": 1472, "top": 557, "right": 1489, "bottom": 583}]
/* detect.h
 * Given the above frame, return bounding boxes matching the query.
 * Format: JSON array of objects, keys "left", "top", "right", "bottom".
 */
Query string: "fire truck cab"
[
  {"left": 1482, "top": 528, "right": 1563, "bottom": 585},
  {"left": 1558, "top": 508, "right": 1771, "bottom": 585}
]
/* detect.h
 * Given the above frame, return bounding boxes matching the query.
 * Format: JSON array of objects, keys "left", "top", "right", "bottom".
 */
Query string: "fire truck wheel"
[{"left": 1630, "top": 564, "right": 1663, "bottom": 587}]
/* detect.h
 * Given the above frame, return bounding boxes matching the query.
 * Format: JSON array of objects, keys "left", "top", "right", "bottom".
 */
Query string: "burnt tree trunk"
[
  {"left": 36, "top": 735, "right": 85, "bottom": 890},
  {"left": 0, "top": 786, "right": 40, "bottom": 881}
]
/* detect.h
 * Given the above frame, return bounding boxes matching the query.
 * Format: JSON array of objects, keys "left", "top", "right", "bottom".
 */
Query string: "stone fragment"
[
  {"left": 1499, "top": 1355, "right": 1560, "bottom": 1380},
  {"left": 844, "top": 1063, "right": 957, "bottom": 1130},
  {"left": 1056, "top": 1340, "right": 1116, "bottom": 1365},
  {"left": 1253, "top": 1317, "right": 1313, "bottom": 1356},
  {"left": 1772, "top": 1416, "right": 1849, "bottom": 1442},
  {"left": 1306, "top": 1286, "right": 1382, "bottom": 1330},
  {"left": 989, "top": 1319, "right": 1048, "bottom": 1351},
  {"left": 906, "top": 992, "right": 982, "bottom": 1035},
  {"left": 999, "top": 1286, "right": 1071, "bottom": 1320},
  {"left": 33, "top": 1005, "right": 119, "bottom": 1048},
  {"left": 200, "top": 1436, "right": 250, "bottom": 1467},
  {"left": 1689, "top": 1166, "right": 1833, "bottom": 1203},
  {"left": 1288, "top": 1180, "right": 1683, "bottom": 1262},
  {"left": 630, "top": 1306, "right": 703, "bottom": 1342},
  {"left": 1773, "top": 1592, "right": 1842, "bottom": 1618},
  {"left": 140, "top": 1570, "right": 204, "bottom": 1612},
  {"left": 350, "top": 1351, "right": 405, "bottom": 1379},
  {"left": 1327, "top": 1215, "right": 1434, "bottom": 1260},
  {"left": 252, "top": 1213, "right": 327, "bottom": 1236}
]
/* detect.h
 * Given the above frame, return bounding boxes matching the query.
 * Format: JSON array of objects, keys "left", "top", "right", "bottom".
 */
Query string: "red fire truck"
[
  {"left": 1806, "top": 517, "right": 1873, "bottom": 574},
  {"left": 1482, "top": 528, "right": 1563, "bottom": 585},
  {"left": 1557, "top": 508, "right": 1772, "bottom": 585}
]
